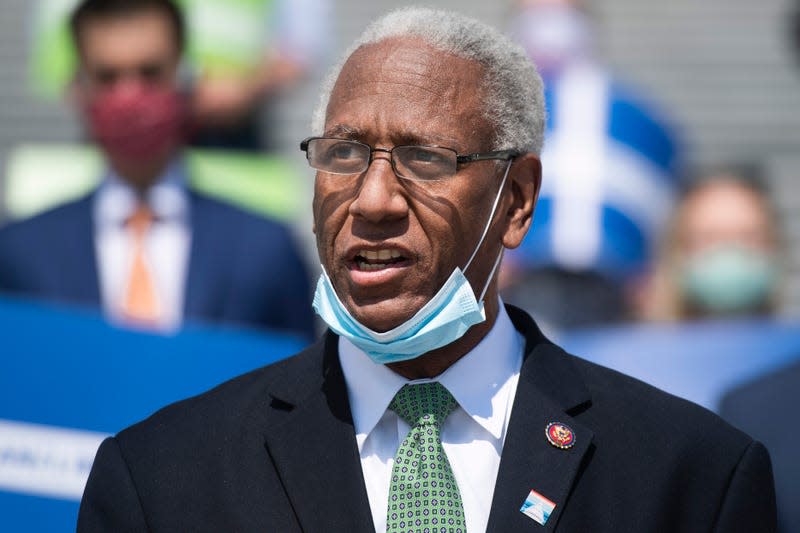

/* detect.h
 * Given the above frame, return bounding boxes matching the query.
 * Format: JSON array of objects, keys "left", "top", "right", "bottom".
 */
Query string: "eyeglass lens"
[{"left": 307, "top": 138, "right": 458, "bottom": 181}]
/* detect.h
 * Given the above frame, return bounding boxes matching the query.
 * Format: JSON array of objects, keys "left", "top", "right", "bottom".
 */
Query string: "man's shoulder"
[
  {"left": 525, "top": 342, "right": 774, "bottom": 531},
  {"left": 723, "top": 359, "right": 800, "bottom": 406},
  {"left": 189, "top": 191, "right": 293, "bottom": 237},
  {"left": 562, "top": 348, "right": 755, "bottom": 454},
  {"left": 719, "top": 358, "right": 800, "bottom": 424},
  {"left": 513, "top": 305, "right": 747, "bottom": 447},
  {"left": 114, "top": 337, "right": 326, "bottom": 451},
  {"left": 0, "top": 194, "right": 92, "bottom": 245}
]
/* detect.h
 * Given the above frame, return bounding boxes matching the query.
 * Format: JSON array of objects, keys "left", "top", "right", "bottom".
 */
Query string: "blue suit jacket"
[
  {"left": 78, "top": 306, "right": 776, "bottom": 532},
  {"left": 720, "top": 361, "right": 800, "bottom": 533},
  {"left": 0, "top": 191, "right": 315, "bottom": 338}
]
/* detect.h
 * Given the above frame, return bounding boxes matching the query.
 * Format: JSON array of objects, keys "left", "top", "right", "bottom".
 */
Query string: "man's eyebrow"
[
  {"left": 390, "top": 131, "right": 461, "bottom": 148},
  {"left": 324, "top": 124, "right": 363, "bottom": 138},
  {"left": 321, "top": 125, "right": 462, "bottom": 149}
]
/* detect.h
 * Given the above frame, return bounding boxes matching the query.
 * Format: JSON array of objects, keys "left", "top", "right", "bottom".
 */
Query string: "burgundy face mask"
[{"left": 86, "top": 84, "right": 187, "bottom": 164}]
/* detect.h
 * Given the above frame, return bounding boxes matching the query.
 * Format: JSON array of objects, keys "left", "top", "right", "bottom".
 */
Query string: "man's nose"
[
  {"left": 114, "top": 75, "right": 148, "bottom": 95},
  {"left": 348, "top": 154, "right": 409, "bottom": 223}
]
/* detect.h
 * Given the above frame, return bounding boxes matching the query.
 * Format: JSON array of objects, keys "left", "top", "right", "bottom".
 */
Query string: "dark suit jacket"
[
  {"left": 0, "top": 190, "right": 314, "bottom": 337},
  {"left": 78, "top": 307, "right": 776, "bottom": 532},
  {"left": 719, "top": 360, "right": 800, "bottom": 533}
]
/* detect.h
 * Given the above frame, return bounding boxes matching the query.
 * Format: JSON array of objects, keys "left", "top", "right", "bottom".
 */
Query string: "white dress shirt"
[
  {"left": 93, "top": 159, "right": 191, "bottom": 331},
  {"left": 339, "top": 302, "right": 525, "bottom": 533}
]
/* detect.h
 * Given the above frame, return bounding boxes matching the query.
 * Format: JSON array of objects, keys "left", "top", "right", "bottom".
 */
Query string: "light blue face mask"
[
  {"left": 312, "top": 160, "right": 513, "bottom": 364},
  {"left": 681, "top": 244, "right": 778, "bottom": 315}
]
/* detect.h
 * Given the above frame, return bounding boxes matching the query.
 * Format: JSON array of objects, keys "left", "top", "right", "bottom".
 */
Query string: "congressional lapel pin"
[
  {"left": 545, "top": 422, "right": 575, "bottom": 449},
  {"left": 520, "top": 489, "right": 557, "bottom": 526}
]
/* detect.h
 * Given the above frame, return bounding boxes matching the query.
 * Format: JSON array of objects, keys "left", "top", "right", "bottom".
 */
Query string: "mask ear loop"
[
  {"left": 478, "top": 248, "right": 505, "bottom": 302},
  {"left": 463, "top": 159, "right": 513, "bottom": 272},
  {"left": 462, "top": 159, "right": 514, "bottom": 302}
]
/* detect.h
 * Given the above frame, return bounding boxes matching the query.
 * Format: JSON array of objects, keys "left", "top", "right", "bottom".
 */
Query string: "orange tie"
[{"left": 123, "top": 203, "right": 161, "bottom": 324}]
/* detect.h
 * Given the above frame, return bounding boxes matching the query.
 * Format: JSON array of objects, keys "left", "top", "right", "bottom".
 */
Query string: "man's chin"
[
  {"left": 108, "top": 155, "right": 170, "bottom": 190},
  {"left": 347, "top": 298, "right": 423, "bottom": 333}
]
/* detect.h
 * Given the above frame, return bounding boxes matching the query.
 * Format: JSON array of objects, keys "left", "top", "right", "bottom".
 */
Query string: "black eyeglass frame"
[{"left": 300, "top": 136, "right": 520, "bottom": 181}]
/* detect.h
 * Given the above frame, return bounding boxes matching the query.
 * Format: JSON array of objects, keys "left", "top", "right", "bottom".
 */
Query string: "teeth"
[
  {"left": 355, "top": 248, "right": 405, "bottom": 271},
  {"left": 359, "top": 249, "right": 402, "bottom": 261},
  {"left": 357, "top": 261, "right": 388, "bottom": 271}
]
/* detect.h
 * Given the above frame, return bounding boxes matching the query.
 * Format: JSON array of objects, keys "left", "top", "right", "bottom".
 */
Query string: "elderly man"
[{"left": 78, "top": 8, "right": 775, "bottom": 532}]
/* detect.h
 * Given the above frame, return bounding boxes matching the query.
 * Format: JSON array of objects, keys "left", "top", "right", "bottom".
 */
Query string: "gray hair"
[{"left": 310, "top": 6, "right": 546, "bottom": 154}]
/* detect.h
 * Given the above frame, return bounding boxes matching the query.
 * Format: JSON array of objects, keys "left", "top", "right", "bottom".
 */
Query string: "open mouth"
[{"left": 353, "top": 249, "right": 408, "bottom": 271}]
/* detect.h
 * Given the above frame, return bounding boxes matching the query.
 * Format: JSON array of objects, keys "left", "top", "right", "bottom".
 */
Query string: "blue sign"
[
  {"left": 0, "top": 296, "right": 308, "bottom": 532},
  {"left": 559, "top": 318, "right": 800, "bottom": 411}
]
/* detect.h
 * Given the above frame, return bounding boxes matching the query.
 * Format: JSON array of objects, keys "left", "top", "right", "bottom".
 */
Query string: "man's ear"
[
  {"left": 67, "top": 68, "right": 89, "bottom": 109},
  {"left": 502, "top": 152, "right": 541, "bottom": 249}
]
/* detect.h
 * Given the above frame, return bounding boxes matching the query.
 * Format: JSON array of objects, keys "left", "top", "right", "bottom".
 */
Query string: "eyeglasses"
[{"left": 300, "top": 137, "right": 519, "bottom": 182}]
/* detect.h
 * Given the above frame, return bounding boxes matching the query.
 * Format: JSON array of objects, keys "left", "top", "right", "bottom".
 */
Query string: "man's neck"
[
  {"left": 109, "top": 154, "right": 175, "bottom": 194},
  {"left": 385, "top": 297, "right": 500, "bottom": 379}
]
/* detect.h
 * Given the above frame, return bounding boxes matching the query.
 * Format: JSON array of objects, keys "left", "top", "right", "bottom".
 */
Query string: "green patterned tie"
[{"left": 386, "top": 382, "right": 466, "bottom": 533}]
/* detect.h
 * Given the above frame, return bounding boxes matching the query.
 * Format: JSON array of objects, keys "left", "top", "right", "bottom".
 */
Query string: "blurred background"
[{"left": 1, "top": 0, "right": 799, "bottom": 295}]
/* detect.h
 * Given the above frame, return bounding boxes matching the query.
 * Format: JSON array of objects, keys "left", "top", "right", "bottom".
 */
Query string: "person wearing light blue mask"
[
  {"left": 77, "top": 9, "right": 776, "bottom": 533},
  {"left": 680, "top": 244, "right": 778, "bottom": 315},
  {"left": 679, "top": 176, "right": 781, "bottom": 318},
  {"left": 642, "top": 171, "right": 782, "bottom": 320},
  {"left": 311, "top": 155, "right": 516, "bottom": 364},
  {"left": 305, "top": 22, "right": 544, "bottom": 380}
]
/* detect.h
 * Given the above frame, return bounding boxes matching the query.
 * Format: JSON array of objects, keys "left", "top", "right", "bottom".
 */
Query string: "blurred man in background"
[
  {"left": 27, "top": 0, "right": 332, "bottom": 152},
  {"left": 0, "top": 0, "right": 314, "bottom": 337},
  {"left": 502, "top": 0, "right": 681, "bottom": 332},
  {"left": 561, "top": 165, "right": 798, "bottom": 410}
]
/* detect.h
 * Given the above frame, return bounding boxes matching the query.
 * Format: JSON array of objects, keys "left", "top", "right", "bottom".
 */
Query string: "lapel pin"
[
  {"left": 520, "top": 489, "right": 557, "bottom": 526},
  {"left": 545, "top": 422, "right": 575, "bottom": 449}
]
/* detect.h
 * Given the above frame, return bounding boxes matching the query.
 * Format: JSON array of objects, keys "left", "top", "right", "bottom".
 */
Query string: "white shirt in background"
[{"left": 93, "top": 159, "right": 191, "bottom": 331}]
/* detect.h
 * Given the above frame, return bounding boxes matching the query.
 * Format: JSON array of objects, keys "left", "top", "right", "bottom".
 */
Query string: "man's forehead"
[
  {"left": 334, "top": 37, "right": 483, "bottom": 100},
  {"left": 325, "top": 37, "right": 488, "bottom": 143},
  {"left": 350, "top": 39, "right": 443, "bottom": 74},
  {"left": 79, "top": 10, "right": 178, "bottom": 61}
]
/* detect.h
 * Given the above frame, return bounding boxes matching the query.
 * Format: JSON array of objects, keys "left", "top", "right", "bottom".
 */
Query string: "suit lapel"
[
  {"left": 487, "top": 307, "right": 594, "bottom": 532},
  {"left": 184, "top": 193, "right": 229, "bottom": 318},
  {"left": 262, "top": 309, "right": 594, "bottom": 532},
  {"left": 263, "top": 334, "right": 375, "bottom": 532},
  {"left": 66, "top": 194, "right": 101, "bottom": 303}
]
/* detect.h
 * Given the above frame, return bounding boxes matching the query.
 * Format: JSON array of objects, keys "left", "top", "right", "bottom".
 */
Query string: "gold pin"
[{"left": 545, "top": 422, "right": 575, "bottom": 449}]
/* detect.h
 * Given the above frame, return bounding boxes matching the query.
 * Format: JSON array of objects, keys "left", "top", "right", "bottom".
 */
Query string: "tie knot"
[
  {"left": 126, "top": 203, "right": 154, "bottom": 235},
  {"left": 389, "top": 382, "right": 458, "bottom": 428}
]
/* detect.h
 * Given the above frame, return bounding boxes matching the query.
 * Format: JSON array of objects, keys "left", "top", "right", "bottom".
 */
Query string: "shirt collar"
[
  {"left": 94, "top": 157, "right": 189, "bottom": 226},
  {"left": 339, "top": 301, "right": 524, "bottom": 445}
]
